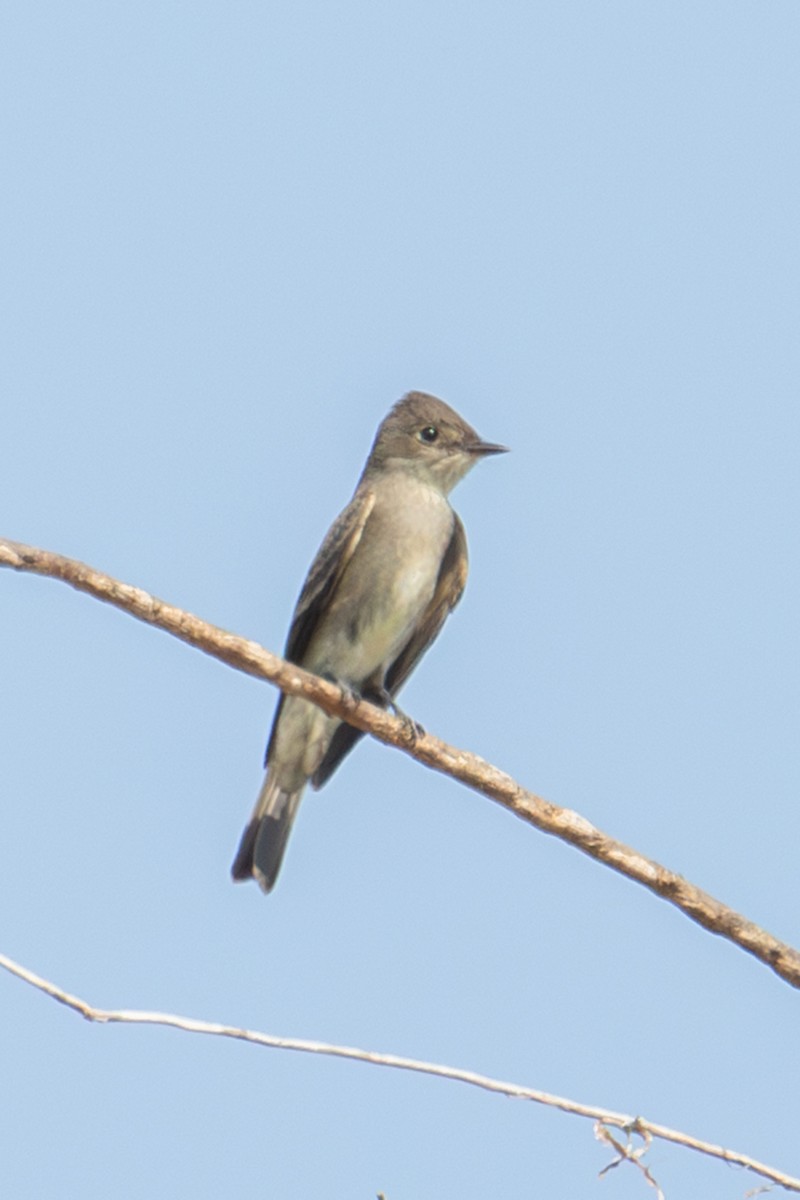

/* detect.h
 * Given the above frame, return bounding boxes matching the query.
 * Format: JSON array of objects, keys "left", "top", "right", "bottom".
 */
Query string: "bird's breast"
[{"left": 308, "top": 478, "right": 455, "bottom": 683}]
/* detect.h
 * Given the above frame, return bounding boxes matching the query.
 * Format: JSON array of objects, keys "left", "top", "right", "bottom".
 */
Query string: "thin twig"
[
  {"left": 1, "top": 950, "right": 797, "bottom": 1193},
  {"left": 3, "top": 536, "right": 800, "bottom": 991}
]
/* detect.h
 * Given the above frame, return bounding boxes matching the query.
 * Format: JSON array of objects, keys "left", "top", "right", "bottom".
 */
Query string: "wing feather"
[{"left": 265, "top": 487, "right": 375, "bottom": 765}]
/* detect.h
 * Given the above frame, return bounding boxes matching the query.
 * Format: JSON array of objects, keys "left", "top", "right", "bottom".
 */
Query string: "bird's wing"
[
  {"left": 265, "top": 486, "right": 376, "bottom": 765},
  {"left": 284, "top": 486, "right": 377, "bottom": 663},
  {"left": 311, "top": 513, "right": 468, "bottom": 788}
]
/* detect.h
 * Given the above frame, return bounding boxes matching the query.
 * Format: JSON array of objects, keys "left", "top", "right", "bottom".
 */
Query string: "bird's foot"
[
  {"left": 321, "top": 673, "right": 362, "bottom": 716},
  {"left": 374, "top": 687, "right": 425, "bottom": 742},
  {"left": 339, "top": 682, "right": 362, "bottom": 714}
]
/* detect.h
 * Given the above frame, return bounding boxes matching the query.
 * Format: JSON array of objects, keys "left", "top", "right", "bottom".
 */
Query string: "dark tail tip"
[
  {"left": 230, "top": 813, "right": 293, "bottom": 894},
  {"left": 230, "top": 818, "right": 261, "bottom": 883}
]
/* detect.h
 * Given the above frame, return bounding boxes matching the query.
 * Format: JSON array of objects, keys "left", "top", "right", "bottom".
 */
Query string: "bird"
[{"left": 231, "top": 391, "right": 507, "bottom": 892}]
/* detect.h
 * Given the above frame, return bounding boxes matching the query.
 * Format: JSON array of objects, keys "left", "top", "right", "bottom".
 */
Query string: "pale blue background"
[{"left": 2, "top": 3, "right": 799, "bottom": 1197}]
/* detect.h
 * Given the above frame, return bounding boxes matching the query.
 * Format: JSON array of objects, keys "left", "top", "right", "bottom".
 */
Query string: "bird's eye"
[{"left": 419, "top": 426, "right": 439, "bottom": 443}]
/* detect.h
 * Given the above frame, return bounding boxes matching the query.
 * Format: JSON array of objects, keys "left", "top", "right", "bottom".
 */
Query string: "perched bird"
[{"left": 231, "top": 391, "right": 507, "bottom": 892}]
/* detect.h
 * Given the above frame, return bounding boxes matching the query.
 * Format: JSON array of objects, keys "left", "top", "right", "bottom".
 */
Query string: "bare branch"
[
  {"left": 596, "top": 1124, "right": 665, "bottom": 1199},
  {"left": 1, "top": 950, "right": 798, "bottom": 1193},
  {"left": 3, "top": 537, "right": 800, "bottom": 990}
]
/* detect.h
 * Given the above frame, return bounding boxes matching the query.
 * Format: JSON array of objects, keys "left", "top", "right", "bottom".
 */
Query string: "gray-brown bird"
[{"left": 231, "top": 391, "right": 507, "bottom": 892}]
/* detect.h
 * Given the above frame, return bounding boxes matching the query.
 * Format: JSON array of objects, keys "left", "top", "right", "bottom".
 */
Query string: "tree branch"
[
  {"left": 3, "top": 536, "right": 800, "bottom": 990},
  {"left": 1, "top": 950, "right": 797, "bottom": 1193}
]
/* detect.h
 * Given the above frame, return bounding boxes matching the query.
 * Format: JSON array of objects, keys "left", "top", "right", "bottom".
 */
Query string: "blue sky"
[{"left": 2, "top": 2, "right": 799, "bottom": 1196}]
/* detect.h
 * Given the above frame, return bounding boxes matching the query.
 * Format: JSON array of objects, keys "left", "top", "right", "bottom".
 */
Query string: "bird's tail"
[{"left": 230, "top": 774, "right": 305, "bottom": 893}]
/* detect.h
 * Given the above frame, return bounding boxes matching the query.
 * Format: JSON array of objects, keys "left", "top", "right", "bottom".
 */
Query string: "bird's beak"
[{"left": 465, "top": 439, "right": 510, "bottom": 457}]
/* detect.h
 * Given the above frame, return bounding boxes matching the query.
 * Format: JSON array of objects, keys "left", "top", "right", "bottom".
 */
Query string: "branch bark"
[
  {"left": 3, "top": 536, "right": 800, "bottom": 990},
  {"left": 1, "top": 950, "right": 797, "bottom": 1193}
]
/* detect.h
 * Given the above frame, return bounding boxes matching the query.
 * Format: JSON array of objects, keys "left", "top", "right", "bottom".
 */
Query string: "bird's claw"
[
  {"left": 338, "top": 682, "right": 360, "bottom": 711},
  {"left": 401, "top": 715, "right": 425, "bottom": 743},
  {"left": 374, "top": 687, "right": 424, "bottom": 742}
]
